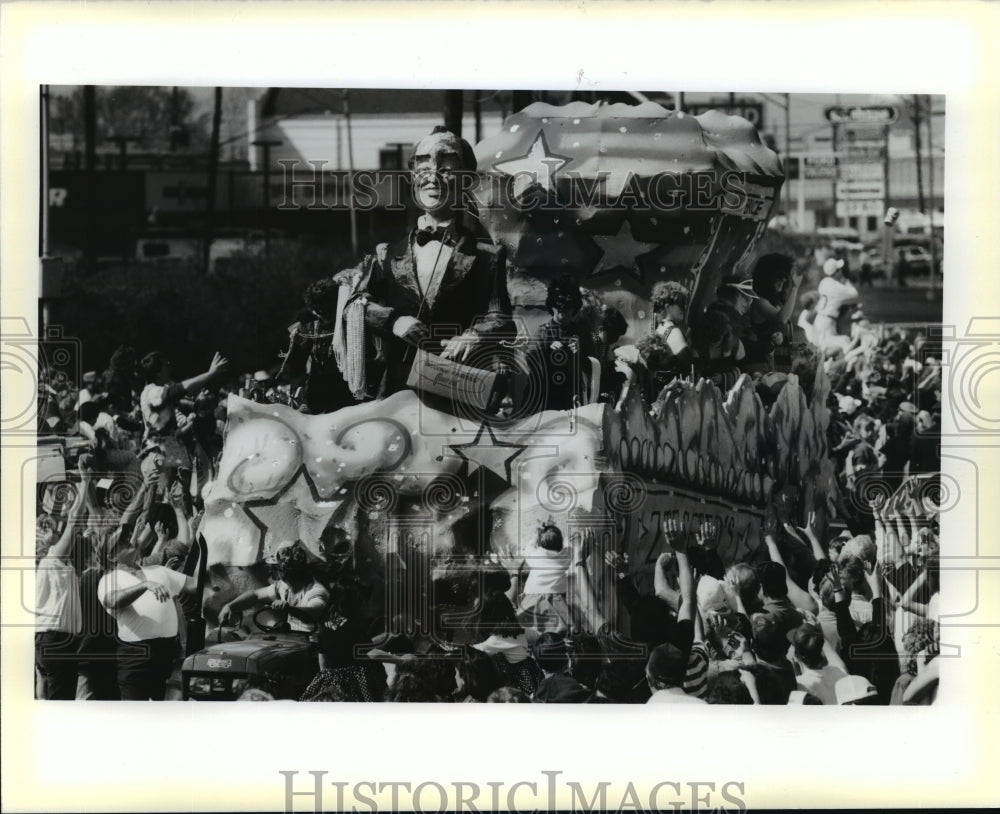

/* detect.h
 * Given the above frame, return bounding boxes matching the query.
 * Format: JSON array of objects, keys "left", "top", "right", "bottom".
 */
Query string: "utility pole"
[
  {"left": 925, "top": 94, "right": 938, "bottom": 299},
  {"left": 107, "top": 135, "right": 140, "bottom": 266},
  {"left": 444, "top": 90, "right": 464, "bottom": 137},
  {"left": 40, "top": 86, "right": 50, "bottom": 259},
  {"left": 251, "top": 138, "right": 282, "bottom": 262},
  {"left": 204, "top": 87, "right": 222, "bottom": 274},
  {"left": 83, "top": 85, "right": 97, "bottom": 274},
  {"left": 341, "top": 91, "right": 358, "bottom": 258},
  {"left": 783, "top": 93, "right": 791, "bottom": 224},
  {"left": 40, "top": 85, "right": 52, "bottom": 334},
  {"left": 912, "top": 94, "right": 925, "bottom": 213}
]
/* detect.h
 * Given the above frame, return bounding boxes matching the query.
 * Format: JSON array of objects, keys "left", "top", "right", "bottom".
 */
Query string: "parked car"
[{"left": 898, "top": 245, "right": 932, "bottom": 275}]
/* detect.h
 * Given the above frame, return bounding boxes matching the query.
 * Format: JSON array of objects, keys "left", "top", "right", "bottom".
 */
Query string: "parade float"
[{"left": 197, "top": 102, "right": 838, "bottom": 639}]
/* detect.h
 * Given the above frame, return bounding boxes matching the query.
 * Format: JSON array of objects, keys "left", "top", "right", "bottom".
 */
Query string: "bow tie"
[{"left": 414, "top": 226, "right": 455, "bottom": 247}]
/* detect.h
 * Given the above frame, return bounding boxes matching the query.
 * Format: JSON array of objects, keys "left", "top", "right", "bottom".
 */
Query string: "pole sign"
[
  {"left": 802, "top": 154, "right": 838, "bottom": 179},
  {"left": 824, "top": 105, "right": 898, "bottom": 125},
  {"left": 836, "top": 199, "right": 884, "bottom": 218},
  {"left": 836, "top": 180, "right": 885, "bottom": 200},
  {"left": 844, "top": 144, "right": 885, "bottom": 162},
  {"left": 838, "top": 162, "right": 883, "bottom": 181}
]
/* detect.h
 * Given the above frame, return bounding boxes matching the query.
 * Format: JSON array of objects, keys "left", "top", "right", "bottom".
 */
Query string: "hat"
[
  {"left": 646, "top": 642, "right": 687, "bottom": 686},
  {"left": 253, "top": 370, "right": 272, "bottom": 383},
  {"left": 835, "top": 674, "right": 878, "bottom": 705},
  {"left": 82, "top": 371, "right": 98, "bottom": 383},
  {"left": 720, "top": 278, "right": 760, "bottom": 300},
  {"left": 697, "top": 576, "right": 728, "bottom": 614},
  {"left": 898, "top": 401, "right": 918, "bottom": 415},
  {"left": 823, "top": 257, "right": 845, "bottom": 276}
]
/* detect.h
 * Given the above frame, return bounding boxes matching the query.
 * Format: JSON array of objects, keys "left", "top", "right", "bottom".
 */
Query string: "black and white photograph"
[
  {"left": 29, "top": 84, "right": 946, "bottom": 707},
  {"left": 2, "top": 3, "right": 998, "bottom": 812}
]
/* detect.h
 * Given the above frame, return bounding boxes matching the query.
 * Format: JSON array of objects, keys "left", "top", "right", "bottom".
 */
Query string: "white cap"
[{"left": 823, "top": 257, "right": 845, "bottom": 276}]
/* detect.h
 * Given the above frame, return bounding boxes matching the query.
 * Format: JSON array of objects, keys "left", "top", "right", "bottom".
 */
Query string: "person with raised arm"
[
  {"left": 97, "top": 534, "right": 199, "bottom": 700},
  {"left": 645, "top": 515, "right": 705, "bottom": 704},
  {"left": 138, "top": 350, "right": 228, "bottom": 489},
  {"left": 35, "top": 468, "right": 88, "bottom": 699}
]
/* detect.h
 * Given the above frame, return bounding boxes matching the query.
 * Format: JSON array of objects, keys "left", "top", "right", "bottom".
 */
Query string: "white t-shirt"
[
  {"left": 816, "top": 277, "right": 859, "bottom": 319},
  {"left": 647, "top": 687, "right": 707, "bottom": 704},
  {"left": 796, "top": 664, "right": 849, "bottom": 705},
  {"left": 522, "top": 545, "right": 572, "bottom": 595},
  {"left": 36, "top": 554, "right": 82, "bottom": 635},
  {"left": 98, "top": 565, "right": 187, "bottom": 642},
  {"left": 140, "top": 383, "right": 181, "bottom": 436}
]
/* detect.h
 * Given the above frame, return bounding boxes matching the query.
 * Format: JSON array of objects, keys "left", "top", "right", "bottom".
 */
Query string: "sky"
[{"left": 49, "top": 86, "right": 945, "bottom": 158}]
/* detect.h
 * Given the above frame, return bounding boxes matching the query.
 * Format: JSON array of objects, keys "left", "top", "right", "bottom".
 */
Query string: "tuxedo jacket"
[{"left": 346, "top": 227, "right": 514, "bottom": 398}]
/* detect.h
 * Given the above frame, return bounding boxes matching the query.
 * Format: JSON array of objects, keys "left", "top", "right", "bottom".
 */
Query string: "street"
[{"left": 857, "top": 278, "right": 943, "bottom": 324}]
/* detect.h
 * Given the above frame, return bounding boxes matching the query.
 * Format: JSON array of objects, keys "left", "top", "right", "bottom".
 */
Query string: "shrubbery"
[{"left": 52, "top": 239, "right": 355, "bottom": 378}]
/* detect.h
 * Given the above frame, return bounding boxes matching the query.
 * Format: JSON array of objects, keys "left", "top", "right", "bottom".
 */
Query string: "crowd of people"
[{"left": 34, "top": 126, "right": 942, "bottom": 704}]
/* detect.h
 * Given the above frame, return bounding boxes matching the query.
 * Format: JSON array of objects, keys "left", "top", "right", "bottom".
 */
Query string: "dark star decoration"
[
  {"left": 586, "top": 217, "right": 659, "bottom": 286},
  {"left": 241, "top": 464, "right": 332, "bottom": 562},
  {"left": 446, "top": 422, "right": 528, "bottom": 486}
]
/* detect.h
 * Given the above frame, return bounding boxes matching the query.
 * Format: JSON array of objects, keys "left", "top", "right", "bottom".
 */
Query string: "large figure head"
[{"left": 409, "top": 127, "right": 477, "bottom": 217}]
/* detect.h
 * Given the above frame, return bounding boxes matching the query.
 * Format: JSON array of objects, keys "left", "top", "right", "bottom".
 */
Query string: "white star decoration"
[
  {"left": 446, "top": 423, "right": 527, "bottom": 485},
  {"left": 590, "top": 219, "right": 659, "bottom": 278},
  {"left": 494, "top": 133, "right": 570, "bottom": 197}
]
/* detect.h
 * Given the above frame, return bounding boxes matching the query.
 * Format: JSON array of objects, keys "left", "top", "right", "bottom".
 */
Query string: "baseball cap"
[
  {"left": 823, "top": 257, "right": 845, "bottom": 276},
  {"left": 646, "top": 643, "right": 688, "bottom": 686},
  {"left": 898, "top": 401, "right": 918, "bottom": 416},
  {"left": 835, "top": 674, "right": 879, "bottom": 705},
  {"left": 253, "top": 370, "right": 272, "bottom": 383}
]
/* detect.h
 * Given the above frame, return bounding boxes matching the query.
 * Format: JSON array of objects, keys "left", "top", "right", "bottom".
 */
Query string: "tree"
[{"left": 49, "top": 86, "right": 210, "bottom": 153}]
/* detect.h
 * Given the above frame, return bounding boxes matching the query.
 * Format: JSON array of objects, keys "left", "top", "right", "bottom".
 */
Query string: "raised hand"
[
  {"left": 208, "top": 352, "right": 229, "bottom": 377},
  {"left": 694, "top": 518, "right": 719, "bottom": 550},
  {"left": 662, "top": 514, "right": 688, "bottom": 553},
  {"left": 604, "top": 550, "right": 628, "bottom": 576}
]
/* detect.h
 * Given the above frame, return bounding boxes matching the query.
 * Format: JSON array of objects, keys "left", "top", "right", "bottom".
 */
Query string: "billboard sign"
[{"left": 825, "top": 105, "right": 898, "bottom": 125}]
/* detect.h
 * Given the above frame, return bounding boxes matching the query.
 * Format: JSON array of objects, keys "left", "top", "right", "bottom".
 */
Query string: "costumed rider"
[
  {"left": 277, "top": 278, "right": 365, "bottom": 414},
  {"left": 330, "top": 127, "right": 514, "bottom": 411},
  {"left": 692, "top": 277, "right": 759, "bottom": 391}
]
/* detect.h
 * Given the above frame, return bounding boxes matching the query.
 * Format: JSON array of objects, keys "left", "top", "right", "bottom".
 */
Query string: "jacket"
[{"left": 347, "top": 228, "right": 514, "bottom": 399}]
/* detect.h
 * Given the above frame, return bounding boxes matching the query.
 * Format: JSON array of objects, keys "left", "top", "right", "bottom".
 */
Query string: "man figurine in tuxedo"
[{"left": 339, "top": 127, "right": 513, "bottom": 408}]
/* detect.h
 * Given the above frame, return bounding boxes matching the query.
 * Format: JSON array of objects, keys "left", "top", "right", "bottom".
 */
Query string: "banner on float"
[{"left": 606, "top": 481, "right": 765, "bottom": 594}]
